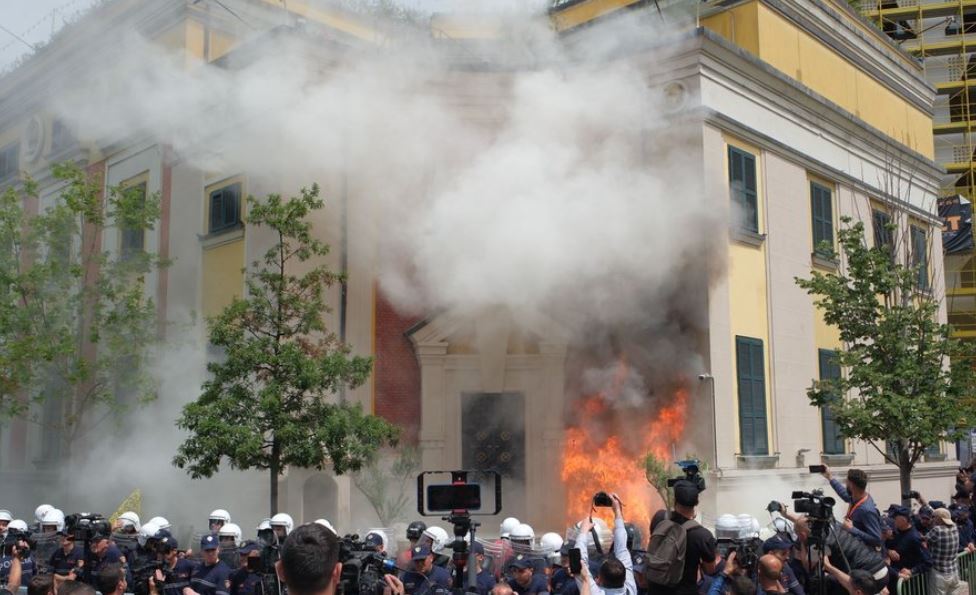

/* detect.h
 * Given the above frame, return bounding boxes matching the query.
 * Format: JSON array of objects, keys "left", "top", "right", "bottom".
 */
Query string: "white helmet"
[
  {"left": 422, "top": 526, "right": 449, "bottom": 553},
  {"left": 219, "top": 522, "right": 243, "bottom": 547},
  {"left": 270, "top": 513, "right": 294, "bottom": 535},
  {"left": 257, "top": 518, "right": 272, "bottom": 531},
  {"left": 0, "top": 510, "right": 12, "bottom": 523},
  {"left": 540, "top": 532, "right": 563, "bottom": 553},
  {"left": 148, "top": 516, "right": 171, "bottom": 530},
  {"left": 41, "top": 509, "right": 65, "bottom": 533},
  {"left": 8, "top": 520, "right": 28, "bottom": 533},
  {"left": 575, "top": 518, "right": 610, "bottom": 553},
  {"left": 736, "top": 514, "right": 760, "bottom": 538},
  {"left": 34, "top": 505, "right": 54, "bottom": 523},
  {"left": 209, "top": 509, "right": 232, "bottom": 525},
  {"left": 138, "top": 522, "right": 160, "bottom": 547},
  {"left": 118, "top": 511, "right": 141, "bottom": 532},
  {"left": 715, "top": 514, "right": 740, "bottom": 540},
  {"left": 500, "top": 517, "right": 520, "bottom": 538},
  {"left": 314, "top": 519, "right": 336, "bottom": 534},
  {"left": 364, "top": 529, "right": 389, "bottom": 553},
  {"left": 511, "top": 523, "right": 534, "bottom": 543}
]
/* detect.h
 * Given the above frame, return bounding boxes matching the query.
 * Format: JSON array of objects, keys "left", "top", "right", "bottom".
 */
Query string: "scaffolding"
[{"left": 857, "top": 0, "right": 976, "bottom": 342}]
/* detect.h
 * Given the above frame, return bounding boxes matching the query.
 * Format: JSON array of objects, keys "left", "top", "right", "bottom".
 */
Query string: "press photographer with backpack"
[{"left": 644, "top": 480, "right": 717, "bottom": 595}]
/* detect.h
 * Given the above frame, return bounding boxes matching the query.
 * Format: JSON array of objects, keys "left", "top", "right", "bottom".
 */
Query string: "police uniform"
[
  {"left": 164, "top": 558, "right": 198, "bottom": 595},
  {"left": 90, "top": 543, "right": 125, "bottom": 575},
  {"left": 0, "top": 554, "right": 36, "bottom": 587},
  {"left": 191, "top": 536, "right": 232, "bottom": 595},
  {"left": 401, "top": 546, "right": 451, "bottom": 595},
  {"left": 508, "top": 555, "right": 549, "bottom": 595},
  {"left": 49, "top": 544, "right": 84, "bottom": 575},
  {"left": 549, "top": 568, "right": 579, "bottom": 595},
  {"left": 229, "top": 543, "right": 263, "bottom": 595}
]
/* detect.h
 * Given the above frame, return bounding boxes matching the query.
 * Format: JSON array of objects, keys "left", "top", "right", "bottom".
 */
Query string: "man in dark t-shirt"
[{"left": 647, "top": 480, "right": 718, "bottom": 595}]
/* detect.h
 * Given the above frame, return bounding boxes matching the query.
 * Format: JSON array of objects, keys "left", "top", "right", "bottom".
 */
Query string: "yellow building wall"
[
  {"left": 201, "top": 241, "right": 244, "bottom": 317},
  {"left": 724, "top": 134, "right": 773, "bottom": 452},
  {"left": 702, "top": 2, "right": 935, "bottom": 159}
]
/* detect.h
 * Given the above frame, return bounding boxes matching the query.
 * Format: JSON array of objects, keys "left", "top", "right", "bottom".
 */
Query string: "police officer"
[
  {"left": 465, "top": 542, "right": 496, "bottom": 595},
  {"left": 549, "top": 543, "right": 579, "bottom": 595},
  {"left": 401, "top": 545, "right": 451, "bottom": 595},
  {"left": 157, "top": 536, "right": 196, "bottom": 595},
  {"left": 507, "top": 555, "right": 548, "bottom": 595},
  {"left": 0, "top": 511, "right": 11, "bottom": 540},
  {"left": 187, "top": 535, "right": 231, "bottom": 595},
  {"left": 397, "top": 522, "right": 427, "bottom": 570},
  {"left": 209, "top": 512, "right": 231, "bottom": 534},
  {"left": 48, "top": 531, "right": 84, "bottom": 576},
  {"left": 0, "top": 520, "right": 35, "bottom": 587},
  {"left": 229, "top": 542, "right": 262, "bottom": 595}
]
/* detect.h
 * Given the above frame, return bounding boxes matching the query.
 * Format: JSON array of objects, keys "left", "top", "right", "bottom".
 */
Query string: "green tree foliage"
[
  {"left": 0, "top": 163, "right": 163, "bottom": 445},
  {"left": 796, "top": 217, "right": 974, "bottom": 499},
  {"left": 173, "top": 185, "right": 398, "bottom": 514}
]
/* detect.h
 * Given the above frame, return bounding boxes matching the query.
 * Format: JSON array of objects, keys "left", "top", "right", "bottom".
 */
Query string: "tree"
[
  {"left": 796, "top": 217, "right": 975, "bottom": 501},
  {"left": 173, "top": 185, "right": 398, "bottom": 514},
  {"left": 0, "top": 163, "right": 163, "bottom": 447},
  {"left": 354, "top": 446, "right": 420, "bottom": 526}
]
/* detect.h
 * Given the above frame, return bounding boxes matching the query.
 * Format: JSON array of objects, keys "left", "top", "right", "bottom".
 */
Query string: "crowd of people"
[{"left": 2, "top": 462, "right": 976, "bottom": 595}]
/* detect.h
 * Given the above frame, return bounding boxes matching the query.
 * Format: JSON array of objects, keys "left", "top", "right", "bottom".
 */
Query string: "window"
[
  {"left": 209, "top": 182, "right": 241, "bottom": 233},
  {"left": 736, "top": 336, "right": 768, "bottom": 456},
  {"left": 728, "top": 146, "right": 758, "bottom": 233},
  {"left": 810, "top": 182, "right": 834, "bottom": 256},
  {"left": 120, "top": 182, "right": 147, "bottom": 259},
  {"left": 818, "top": 349, "right": 844, "bottom": 455},
  {"left": 872, "top": 209, "right": 894, "bottom": 262},
  {"left": 50, "top": 119, "right": 75, "bottom": 154},
  {"left": 0, "top": 142, "right": 19, "bottom": 179},
  {"left": 911, "top": 225, "right": 929, "bottom": 290}
]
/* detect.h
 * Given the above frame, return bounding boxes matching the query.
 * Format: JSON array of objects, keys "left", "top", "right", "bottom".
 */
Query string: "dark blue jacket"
[
  {"left": 402, "top": 565, "right": 452, "bottom": 595},
  {"left": 886, "top": 528, "right": 932, "bottom": 576},
  {"left": 829, "top": 479, "right": 883, "bottom": 548}
]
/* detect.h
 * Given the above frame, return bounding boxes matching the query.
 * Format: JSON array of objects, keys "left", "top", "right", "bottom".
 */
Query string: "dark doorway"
[{"left": 461, "top": 392, "right": 526, "bottom": 482}]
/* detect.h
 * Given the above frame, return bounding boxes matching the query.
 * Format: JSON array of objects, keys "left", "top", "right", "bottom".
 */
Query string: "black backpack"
[{"left": 644, "top": 517, "right": 698, "bottom": 586}]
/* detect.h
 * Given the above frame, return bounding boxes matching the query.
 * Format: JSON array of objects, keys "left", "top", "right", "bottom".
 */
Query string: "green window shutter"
[
  {"left": 209, "top": 183, "right": 242, "bottom": 233},
  {"left": 728, "top": 146, "right": 758, "bottom": 234},
  {"left": 811, "top": 183, "right": 833, "bottom": 255},
  {"left": 736, "top": 336, "right": 768, "bottom": 455},
  {"left": 818, "top": 349, "right": 844, "bottom": 455},
  {"left": 911, "top": 225, "right": 929, "bottom": 290}
]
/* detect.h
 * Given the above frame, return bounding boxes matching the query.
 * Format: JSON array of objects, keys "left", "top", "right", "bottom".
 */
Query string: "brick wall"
[{"left": 373, "top": 287, "right": 422, "bottom": 442}]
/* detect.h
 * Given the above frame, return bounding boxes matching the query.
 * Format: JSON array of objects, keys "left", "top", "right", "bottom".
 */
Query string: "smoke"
[{"left": 22, "top": 0, "right": 731, "bottom": 529}]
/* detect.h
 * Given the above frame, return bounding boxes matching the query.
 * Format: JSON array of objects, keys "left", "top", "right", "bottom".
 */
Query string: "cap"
[
  {"left": 918, "top": 506, "right": 934, "bottom": 519},
  {"left": 470, "top": 541, "right": 485, "bottom": 555},
  {"left": 158, "top": 536, "right": 179, "bottom": 551},
  {"left": 673, "top": 480, "right": 700, "bottom": 507},
  {"left": 509, "top": 554, "right": 533, "bottom": 570},
  {"left": 240, "top": 541, "right": 261, "bottom": 555},
  {"left": 890, "top": 506, "right": 911, "bottom": 519},
  {"left": 762, "top": 536, "right": 792, "bottom": 553},
  {"left": 364, "top": 533, "right": 384, "bottom": 549},
  {"left": 934, "top": 508, "right": 956, "bottom": 527},
  {"left": 930, "top": 500, "right": 947, "bottom": 510},
  {"left": 201, "top": 534, "right": 220, "bottom": 551},
  {"left": 411, "top": 545, "right": 432, "bottom": 560}
]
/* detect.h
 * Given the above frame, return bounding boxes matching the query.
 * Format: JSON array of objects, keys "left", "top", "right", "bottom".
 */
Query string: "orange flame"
[{"left": 560, "top": 359, "right": 688, "bottom": 533}]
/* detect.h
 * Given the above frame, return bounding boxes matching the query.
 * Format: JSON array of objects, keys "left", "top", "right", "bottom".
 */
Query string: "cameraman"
[
  {"left": 791, "top": 517, "right": 887, "bottom": 595},
  {"left": 820, "top": 467, "right": 881, "bottom": 549},
  {"left": 49, "top": 531, "right": 83, "bottom": 576},
  {"left": 0, "top": 545, "right": 22, "bottom": 595},
  {"left": 706, "top": 552, "right": 752, "bottom": 595},
  {"left": 575, "top": 493, "right": 636, "bottom": 595},
  {"left": 274, "top": 524, "right": 341, "bottom": 595}
]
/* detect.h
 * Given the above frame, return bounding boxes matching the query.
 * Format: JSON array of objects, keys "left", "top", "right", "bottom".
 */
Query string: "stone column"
[{"left": 417, "top": 342, "right": 450, "bottom": 470}]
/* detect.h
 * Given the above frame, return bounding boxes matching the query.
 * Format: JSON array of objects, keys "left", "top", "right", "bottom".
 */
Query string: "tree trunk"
[
  {"left": 270, "top": 439, "right": 280, "bottom": 516},
  {"left": 899, "top": 448, "right": 913, "bottom": 507}
]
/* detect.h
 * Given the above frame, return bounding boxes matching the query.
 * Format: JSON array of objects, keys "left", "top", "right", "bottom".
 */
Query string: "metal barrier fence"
[{"left": 897, "top": 551, "right": 976, "bottom": 595}]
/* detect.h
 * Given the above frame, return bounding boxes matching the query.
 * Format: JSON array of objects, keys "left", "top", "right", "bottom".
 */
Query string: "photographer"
[
  {"left": 820, "top": 468, "right": 881, "bottom": 549},
  {"left": 646, "top": 480, "right": 717, "bottom": 595},
  {"left": 0, "top": 545, "right": 22, "bottom": 595},
  {"left": 705, "top": 552, "right": 752, "bottom": 595},
  {"left": 790, "top": 517, "right": 887, "bottom": 595},
  {"left": 575, "top": 493, "right": 636, "bottom": 595},
  {"left": 274, "top": 524, "right": 341, "bottom": 595}
]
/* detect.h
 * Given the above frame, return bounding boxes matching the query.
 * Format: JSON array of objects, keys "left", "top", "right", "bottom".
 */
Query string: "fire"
[{"left": 560, "top": 359, "right": 689, "bottom": 533}]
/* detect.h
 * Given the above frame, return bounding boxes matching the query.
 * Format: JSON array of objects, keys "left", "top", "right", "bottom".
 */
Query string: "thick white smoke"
[{"left": 31, "top": 0, "right": 728, "bottom": 530}]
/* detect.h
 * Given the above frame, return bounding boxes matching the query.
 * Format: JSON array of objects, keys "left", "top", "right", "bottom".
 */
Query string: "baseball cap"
[
  {"left": 509, "top": 554, "right": 533, "bottom": 570},
  {"left": 411, "top": 545, "right": 432, "bottom": 560},
  {"left": 762, "top": 536, "right": 792, "bottom": 553},
  {"left": 934, "top": 508, "right": 956, "bottom": 527},
  {"left": 890, "top": 506, "right": 911, "bottom": 519},
  {"left": 918, "top": 506, "right": 934, "bottom": 519},
  {"left": 158, "top": 536, "right": 179, "bottom": 552},
  {"left": 673, "top": 480, "right": 700, "bottom": 507},
  {"left": 239, "top": 541, "right": 260, "bottom": 555},
  {"left": 201, "top": 534, "right": 220, "bottom": 551},
  {"left": 364, "top": 533, "right": 384, "bottom": 549},
  {"left": 930, "top": 500, "right": 947, "bottom": 510},
  {"left": 470, "top": 541, "right": 485, "bottom": 555}
]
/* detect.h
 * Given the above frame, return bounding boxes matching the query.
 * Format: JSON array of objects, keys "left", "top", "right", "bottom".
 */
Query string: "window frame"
[
  {"left": 728, "top": 146, "right": 759, "bottom": 234},
  {"left": 818, "top": 349, "right": 845, "bottom": 455},
  {"left": 735, "top": 335, "right": 769, "bottom": 456},
  {"left": 208, "top": 182, "right": 242, "bottom": 234},
  {"left": 119, "top": 181, "right": 148, "bottom": 260},
  {"left": 872, "top": 208, "right": 894, "bottom": 262},
  {"left": 810, "top": 181, "right": 834, "bottom": 257}
]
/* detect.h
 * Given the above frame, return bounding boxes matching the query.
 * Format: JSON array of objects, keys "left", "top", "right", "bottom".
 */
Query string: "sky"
[{"left": 0, "top": 0, "right": 101, "bottom": 71}]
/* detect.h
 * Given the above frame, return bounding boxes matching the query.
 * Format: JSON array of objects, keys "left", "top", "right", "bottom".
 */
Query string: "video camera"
[
  {"left": 716, "top": 537, "right": 763, "bottom": 572},
  {"left": 791, "top": 490, "right": 835, "bottom": 519},
  {"left": 64, "top": 513, "right": 111, "bottom": 544},
  {"left": 129, "top": 561, "right": 172, "bottom": 595},
  {"left": 338, "top": 535, "right": 397, "bottom": 595},
  {"left": 666, "top": 459, "right": 706, "bottom": 493},
  {"left": 0, "top": 528, "right": 34, "bottom": 559}
]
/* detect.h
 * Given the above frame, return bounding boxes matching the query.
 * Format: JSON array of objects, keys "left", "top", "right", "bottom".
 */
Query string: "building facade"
[{"left": 0, "top": 0, "right": 957, "bottom": 536}]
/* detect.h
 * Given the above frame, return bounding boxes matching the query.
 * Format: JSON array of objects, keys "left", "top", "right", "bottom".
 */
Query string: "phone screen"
[
  {"left": 809, "top": 465, "right": 826, "bottom": 474},
  {"left": 569, "top": 548, "right": 582, "bottom": 575}
]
